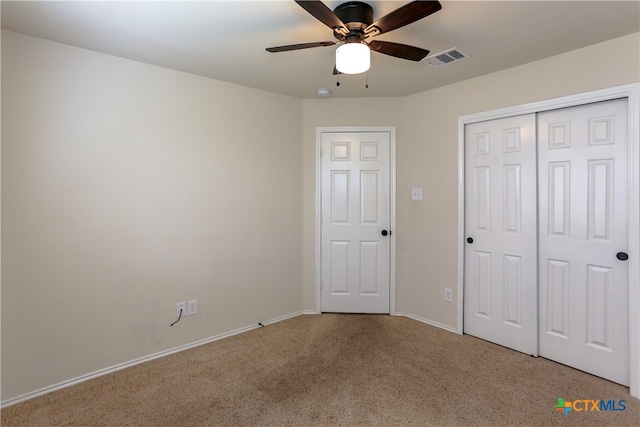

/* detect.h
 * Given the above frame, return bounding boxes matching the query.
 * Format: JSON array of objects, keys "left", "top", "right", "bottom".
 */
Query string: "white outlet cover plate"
[
  {"left": 177, "top": 302, "right": 186, "bottom": 318},
  {"left": 187, "top": 299, "right": 198, "bottom": 315},
  {"left": 411, "top": 188, "right": 423, "bottom": 200}
]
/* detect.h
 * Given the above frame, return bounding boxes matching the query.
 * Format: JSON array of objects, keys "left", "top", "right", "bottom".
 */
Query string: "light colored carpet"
[{"left": 2, "top": 314, "right": 638, "bottom": 426}]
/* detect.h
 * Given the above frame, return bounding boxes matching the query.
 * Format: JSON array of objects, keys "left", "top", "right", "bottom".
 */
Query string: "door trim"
[
  {"left": 315, "top": 126, "right": 397, "bottom": 314},
  {"left": 457, "top": 83, "right": 640, "bottom": 399}
]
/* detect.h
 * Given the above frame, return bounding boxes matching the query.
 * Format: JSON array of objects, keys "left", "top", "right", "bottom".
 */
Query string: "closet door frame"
[{"left": 457, "top": 83, "right": 640, "bottom": 399}]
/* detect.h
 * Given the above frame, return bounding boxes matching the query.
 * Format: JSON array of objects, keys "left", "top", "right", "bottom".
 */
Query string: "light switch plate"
[{"left": 411, "top": 188, "right": 423, "bottom": 200}]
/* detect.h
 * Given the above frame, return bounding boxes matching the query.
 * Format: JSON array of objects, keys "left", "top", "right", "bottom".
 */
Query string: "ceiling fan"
[{"left": 266, "top": 0, "right": 442, "bottom": 75}]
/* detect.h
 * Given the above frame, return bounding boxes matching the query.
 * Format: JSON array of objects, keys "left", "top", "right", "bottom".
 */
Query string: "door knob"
[
  {"left": 467, "top": 237, "right": 474, "bottom": 244},
  {"left": 381, "top": 230, "right": 389, "bottom": 236},
  {"left": 616, "top": 252, "right": 629, "bottom": 261}
]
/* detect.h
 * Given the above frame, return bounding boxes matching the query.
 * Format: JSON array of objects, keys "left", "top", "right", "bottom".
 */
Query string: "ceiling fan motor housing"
[{"left": 334, "top": 1, "right": 373, "bottom": 31}]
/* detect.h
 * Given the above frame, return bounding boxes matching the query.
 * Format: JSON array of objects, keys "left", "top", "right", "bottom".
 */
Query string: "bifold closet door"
[
  {"left": 538, "top": 98, "right": 629, "bottom": 386},
  {"left": 464, "top": 114, "right": 538, "bottom": 356}
]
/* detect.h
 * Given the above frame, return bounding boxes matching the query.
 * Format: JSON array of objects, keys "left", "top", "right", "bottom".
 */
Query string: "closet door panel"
[
  {"left": 464, "top": 114, "right": 538, "bottom": 356},
  {"left": 538, "top": 99, "right": 629, "bottom": 386}
]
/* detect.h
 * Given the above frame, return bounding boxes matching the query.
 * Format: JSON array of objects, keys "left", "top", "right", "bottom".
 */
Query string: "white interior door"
[
  {"left": 538, "top": 99, "right": 629, "bottom": 385},
  {"left": 321, "top": 131, "right": 390, "bottom": 313},
  {"left": 463, "top": 114, "right": 538, "bottom": 355}
]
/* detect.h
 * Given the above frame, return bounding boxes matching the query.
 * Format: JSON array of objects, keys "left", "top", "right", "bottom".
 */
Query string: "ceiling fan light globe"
[{"left": 336, "top": 43, "right": 370, "bottom": 74}]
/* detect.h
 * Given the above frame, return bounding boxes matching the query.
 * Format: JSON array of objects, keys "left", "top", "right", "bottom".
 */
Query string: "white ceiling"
[{"left": 2, "top": 1, "right": 639, "bottom": 99}]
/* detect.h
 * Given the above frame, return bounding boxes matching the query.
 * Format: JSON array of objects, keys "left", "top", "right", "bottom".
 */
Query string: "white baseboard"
[
  {"left": 1, "top": 311, "right": 304, "bottom": 409},
  {"left": 395, "top": 312, "right": 459, "bottom": 334},
  {"left": 3, "top": 310, "right": 460, "bottom": 408}
]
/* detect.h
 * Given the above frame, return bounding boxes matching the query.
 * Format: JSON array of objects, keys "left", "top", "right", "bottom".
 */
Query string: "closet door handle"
[
  {"left": 616, "top": 252, "right": 629, "bottom": 261},
  {"left": 466, "top": 237, "right": 474, "bottom": 244}
]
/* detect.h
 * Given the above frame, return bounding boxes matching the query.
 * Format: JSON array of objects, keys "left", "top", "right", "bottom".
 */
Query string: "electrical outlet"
[
  {"left": 176, "top": 302, "right": 186, "bottom": 318},
  {"left": 444, "top": 288, "right": 453, "bottom": 302},
  {"left": 411, "top": 188, "right": 423, "bottom": 201},
  {"left": 187, "top": 299, "right": 198, "bottom": 316}
]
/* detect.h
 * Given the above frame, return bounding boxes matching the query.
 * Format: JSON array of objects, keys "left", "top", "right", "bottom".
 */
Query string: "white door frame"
[
  {"left": 315, "top": 126, "right": 397, "bottom": 314},
  {"left": 457, "top": 83, "right": 640, "bottom": 399}
]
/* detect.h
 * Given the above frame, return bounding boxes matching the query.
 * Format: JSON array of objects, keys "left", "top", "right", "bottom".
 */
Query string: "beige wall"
[
  {"left": 3, "top": 28, "right": 638, "bottom": 404},
  {"left": 1, "top": 31, "right": 303, "bottom": 401},
  {"left": 300, "top": 33, "right": 640, "bottom": 328}
]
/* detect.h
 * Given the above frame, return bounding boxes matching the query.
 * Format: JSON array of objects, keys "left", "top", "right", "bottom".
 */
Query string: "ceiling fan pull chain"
[
  {"left": 365, "top": 71, "right": 369, "bottom": 89},
  {"left": 336, "top": 73, "right": 341, "bottom": 87}
]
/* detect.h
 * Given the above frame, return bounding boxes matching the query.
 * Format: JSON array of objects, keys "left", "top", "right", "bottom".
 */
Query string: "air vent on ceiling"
[{"left": 424, "top": 48, "right": 470, "bottom": 68}]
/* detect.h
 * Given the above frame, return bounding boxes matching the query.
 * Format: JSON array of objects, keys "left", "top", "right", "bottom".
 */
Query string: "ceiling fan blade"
[
  {"left": 366, "top": 1, "right": 442, "bottom": 36},
  {"left": 266, "top": 41, "right": 336, "bottom": 53},
  {"left": 295, "top": 0, "right": 347, "bottom": 34},
  {"left": 368, "top": 40, "right": 429, "bottom": 61}
]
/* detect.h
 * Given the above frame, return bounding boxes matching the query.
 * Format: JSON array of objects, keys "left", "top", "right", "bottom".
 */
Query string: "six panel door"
[
  {"left": 464, "top": 114, "right": 539, "bottom": 356},
  {"left": 321, "top": 131, "right": 391, "bottom": 313},
  {"left": 538, "top": 99, "right": 629, "bottom": 385}
]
